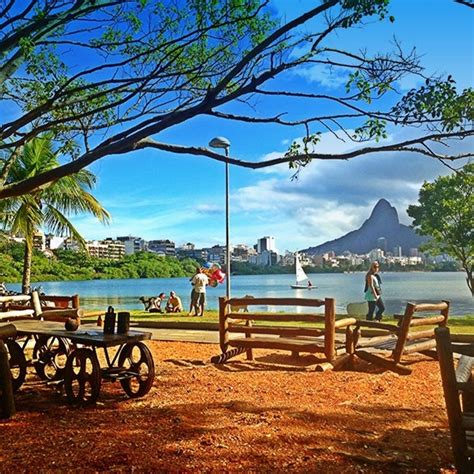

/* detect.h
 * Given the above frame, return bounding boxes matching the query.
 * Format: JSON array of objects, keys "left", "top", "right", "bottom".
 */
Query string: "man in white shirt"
[{"left": 191, "top": 267, "right": 209, "bottom": 316}]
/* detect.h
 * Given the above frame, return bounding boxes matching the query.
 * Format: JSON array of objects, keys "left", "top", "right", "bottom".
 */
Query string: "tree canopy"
[
  {"left": 407, "top": 163, "right": 473, "bottom": 296},
  {"left": 0, "top": 243, "right": 200, "bottom": 282},
  {"left": 0, "top": 0, "right": 472, "bottom": 198},
  {"left": 0, "top": 135, "right": 109, "bottom": 291}
]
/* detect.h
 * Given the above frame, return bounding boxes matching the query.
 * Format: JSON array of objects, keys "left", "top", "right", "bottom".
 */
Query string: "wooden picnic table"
[{"left": 8, "top": 320, "right": 155, "bottom": 405}]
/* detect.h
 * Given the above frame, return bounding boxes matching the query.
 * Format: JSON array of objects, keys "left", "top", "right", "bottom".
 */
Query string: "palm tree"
[{"left": 0, "top": 136, "right": 110, "bottom": 293}]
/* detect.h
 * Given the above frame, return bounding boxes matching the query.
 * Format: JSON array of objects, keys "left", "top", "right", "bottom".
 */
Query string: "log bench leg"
[
  {"left": 211, "top": 347, "right": 247, "bottom": 364},
  {"left": 355, "top": 350, "right": 412, "bottom": 375},
  {"left": 246, "top": 348, "right": 254, "bottom": 361},
  {"left": 315, "top": 353, "right": 352, "bottom": 372}
]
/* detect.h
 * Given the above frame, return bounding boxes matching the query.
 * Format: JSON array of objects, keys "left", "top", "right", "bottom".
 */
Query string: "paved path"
[{"left": 143, "top": 327, "right": 219, "bottom": 344}]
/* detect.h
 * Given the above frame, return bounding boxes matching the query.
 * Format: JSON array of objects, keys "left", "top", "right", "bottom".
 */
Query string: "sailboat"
[{"left": 291, "top": 254, "right": 315, "bottom": 289}]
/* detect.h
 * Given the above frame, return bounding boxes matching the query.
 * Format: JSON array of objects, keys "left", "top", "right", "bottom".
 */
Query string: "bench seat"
[
  {"left": 354, "top": 301, "right": 449, "bottom": 374},
  {"left": 212, "top": 296, "right": 355, "bottom": 371},
  {"left": 230, "top": 336, "right": 324, "bottom": 352}
]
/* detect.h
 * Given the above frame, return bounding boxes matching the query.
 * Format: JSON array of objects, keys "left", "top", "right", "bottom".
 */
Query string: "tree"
[
  {"left": 0, "top": 135, "right": 110, "bottom": 292},
  {"left": 0, "top": 0, "right": 472, "bottom": 199},
  {"left": 407, "top": 163, "right": 473, "bottom": 295}
]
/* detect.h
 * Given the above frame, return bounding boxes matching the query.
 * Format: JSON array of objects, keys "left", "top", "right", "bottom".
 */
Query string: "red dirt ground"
[{"left": 0, "top": 341, "right": 456, "bottom": 473}]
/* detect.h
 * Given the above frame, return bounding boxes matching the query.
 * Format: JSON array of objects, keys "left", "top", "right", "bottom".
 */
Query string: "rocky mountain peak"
[
  {"left": 363, "top": 198, "right": 400, "bottom": 230},
  {"left": 303, "top": 199, "right": 427, "bottom": 256}
]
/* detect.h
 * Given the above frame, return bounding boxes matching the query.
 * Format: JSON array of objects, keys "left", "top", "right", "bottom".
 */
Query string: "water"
[{"left": 9, "top": 272, "right": 472, "bottom": 316}]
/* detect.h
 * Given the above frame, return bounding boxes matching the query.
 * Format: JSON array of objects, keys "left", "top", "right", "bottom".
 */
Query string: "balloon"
[
  {"left": 209, "top": 279, "right": 218, "bottom": 287},
  {"left": 212, "top": 269, "right": 225, "bottom": 283},
  {"left": 211, "top": 262, "right": 221, "bottom": 270},
  {"left": 204, "top": 262, "right": 213, "bottom": 269}
]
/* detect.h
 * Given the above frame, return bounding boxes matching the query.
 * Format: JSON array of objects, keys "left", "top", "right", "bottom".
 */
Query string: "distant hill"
[{"left": 303, "top": 199, "right": 427, "bottom": 256}]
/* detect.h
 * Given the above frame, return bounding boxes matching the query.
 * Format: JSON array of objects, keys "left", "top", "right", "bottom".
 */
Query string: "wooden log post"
[
  {"left": 218, "top": 297, "right": 229, "bottom": 353},
  {"left": 72, "top": 294, "right": 80, "bottom": 309},
  {"left": 0, "top": 324, "right": 17, "bottom": 419},
  {"left": 440, "top": 300, "right": 450, "bottom": 327},
  {"left": 392, "top": 303, "right": 415, "bottom": 363},
  {"left": 210, "top": 347, "right": 247, "bottom": 364},
  {"left": 345, "top": 326, "right": 355, "bottom": 369},
  {"left": 355, "top": 350, "right": 412, "bottom": 375},
  {"left": 245, "top": 319, "right": 254, "bottom": 361},
  {"left": 31, "top": 290, "right": 43, "bottom": 318},
  {"left": 315, "top": 353, "right": 352, "bottom": 372},
  {"left": 435, "top": 327, "right": 470, "bottom": 473},
  {"left": 324, "top": 298, "right": 336, "bottom": 362}
]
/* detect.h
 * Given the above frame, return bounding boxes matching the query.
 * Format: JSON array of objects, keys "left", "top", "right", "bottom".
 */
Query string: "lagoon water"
[{"left": 9, "top": 272, "right": 473, "bottom": 316}]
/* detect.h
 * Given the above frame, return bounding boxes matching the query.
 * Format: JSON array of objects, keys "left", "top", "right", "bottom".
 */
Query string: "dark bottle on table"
[
  {"left": 117, "top": 312, "right": 130, "bottom": 334},
  {"left": 104, "top": 306, "right": 116, "bottom": 334}
]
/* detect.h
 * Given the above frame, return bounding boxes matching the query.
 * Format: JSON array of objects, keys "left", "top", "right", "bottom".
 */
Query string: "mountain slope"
[{"left": 304, "top": 199, "right": 427, "bottom": 256}]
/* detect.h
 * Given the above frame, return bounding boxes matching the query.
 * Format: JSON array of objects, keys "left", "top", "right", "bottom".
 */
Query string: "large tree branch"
[{"left": 1, "top": 130, "right": 472, "bottom": 200}]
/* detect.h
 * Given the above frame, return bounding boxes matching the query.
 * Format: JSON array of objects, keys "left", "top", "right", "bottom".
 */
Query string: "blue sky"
[{"left": 71, "top": 1, "right": 473, "bottom": 253}]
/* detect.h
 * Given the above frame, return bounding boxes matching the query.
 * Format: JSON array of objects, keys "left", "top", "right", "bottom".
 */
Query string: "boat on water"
[{"left": 290, "top": 254, "right": 315, "bottom": 289}]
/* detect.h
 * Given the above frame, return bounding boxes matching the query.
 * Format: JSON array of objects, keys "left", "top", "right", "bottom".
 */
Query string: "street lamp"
[{"left": 209, "top": 136, "right": 231, "bottom": 298}]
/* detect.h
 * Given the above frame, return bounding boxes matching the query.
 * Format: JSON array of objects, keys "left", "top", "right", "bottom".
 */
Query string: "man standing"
[{"left": 191, "top": 267, "right": 209, "bottom": 317}]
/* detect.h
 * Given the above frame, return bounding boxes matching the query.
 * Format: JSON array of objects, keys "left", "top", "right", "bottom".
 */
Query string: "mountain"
[{"left": 303, "top": 199, "right": 427, "bottom": 256}]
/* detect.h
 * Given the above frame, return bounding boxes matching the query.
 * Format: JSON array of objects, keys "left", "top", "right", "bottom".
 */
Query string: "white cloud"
[
  {"left": 228, "top": 129, "right": 470, "bottom": 251},
  {"left": 294, "top": 64, "right": 348, "bottom": 89}
]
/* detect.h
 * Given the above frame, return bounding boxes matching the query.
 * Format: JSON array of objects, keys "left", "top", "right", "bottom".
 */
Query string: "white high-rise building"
[{"left": 257, "top": 236, "right": 276, "bottom": 254}]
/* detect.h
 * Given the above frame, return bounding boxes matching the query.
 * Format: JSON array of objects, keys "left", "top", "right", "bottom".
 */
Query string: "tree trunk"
[
  {"left": 462, "top": 261, "right": 473, "bottom": 296},
  {"left": 22, "top": 241, "right": 32, "bottom": 294}
]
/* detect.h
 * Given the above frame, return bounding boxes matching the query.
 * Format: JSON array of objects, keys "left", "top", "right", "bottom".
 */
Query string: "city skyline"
[{"left": 63, "top": 2, "right": 472, "bottom": 252}]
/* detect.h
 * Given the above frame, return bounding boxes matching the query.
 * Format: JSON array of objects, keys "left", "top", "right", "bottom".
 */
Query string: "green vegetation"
[
  {"left": 0, "top": 136, "right": 109, "bottom": 292},
  {"left": 408, "top": 163, "right": 473, "bottom": 295},
  {"left": 0, "top": 242, "right": 464, "bottom": 284},
  {"left": 0, "top": 2, "right": 471, "bottom": 199},
  {"left": 0, "top": 243, "right": 199, "bottom": 282},
  {"left": 232, "top": 261, "right": 292, "bottom": 276}
]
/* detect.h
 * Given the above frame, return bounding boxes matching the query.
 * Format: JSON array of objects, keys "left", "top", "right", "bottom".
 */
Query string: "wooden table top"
[{"left": 12, "top": 320, "right": 151, "bottom": 347}]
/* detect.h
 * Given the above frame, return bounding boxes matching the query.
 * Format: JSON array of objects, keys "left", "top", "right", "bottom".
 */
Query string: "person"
[
  {"left": 364, "top": 261, "right": 385, "bottom": 321},
  {"left": 307, "top": 280, "right": 313, "bottom": 288},
  {"left": 148, "top": 292, "right": 166, "bottom": 313},
  {"left": 166, "top": 291, "right": 183, "bottom": 313},
  {"left": 190, "top": 267, "right": 209, "bottom": 317},
  {"left": 188, "top": 271, "right": 197, "bottom": 316}
]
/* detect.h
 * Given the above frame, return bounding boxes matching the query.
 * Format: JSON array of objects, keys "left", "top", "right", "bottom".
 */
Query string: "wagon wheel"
[
  {"left": 64, "top": 348, "right": 101, "bottom": 405},
  {"left": 6, "top": 340, "right": 27, "bottom": 392},
  {"left": 33, "top": 336, "right": 72, "bottom": 381},
  {"left": 117, "top": 342, "right": 155, "bottom": 398}
]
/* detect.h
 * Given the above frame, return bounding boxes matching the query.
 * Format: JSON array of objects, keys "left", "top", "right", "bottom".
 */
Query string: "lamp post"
[{"left": 209, "top": 136, "right": 231, "bottom": 298}]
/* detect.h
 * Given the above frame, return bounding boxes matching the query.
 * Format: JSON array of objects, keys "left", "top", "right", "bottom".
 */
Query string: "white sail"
[{"left": 295, "top": 254, "right": 308, "bottom": 284}]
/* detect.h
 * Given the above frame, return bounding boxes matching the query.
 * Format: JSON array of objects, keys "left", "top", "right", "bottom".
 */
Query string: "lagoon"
[{"left": 9, "top": 271, "right": 473, "bottom": 316}]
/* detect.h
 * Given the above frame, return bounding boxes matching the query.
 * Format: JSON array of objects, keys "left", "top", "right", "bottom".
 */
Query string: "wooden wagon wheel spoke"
[
  {"left": 6, "top": 340, "right": 27, "bottom": 392},
  {"left": 33, "top": 336, "right": 72, "bottom": 381},
  {"left": 64, "top": 348, "right": 101, "bottom": 405},
  {"left": 118, "top": 342, "right": 155, "bottom": 398}
]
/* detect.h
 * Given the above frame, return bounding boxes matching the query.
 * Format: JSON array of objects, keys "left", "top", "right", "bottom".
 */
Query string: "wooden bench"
[
  {"left": 353, "top": 301, "right": 450, "bottom": 375},
  {"left": 211, "top": 296, "right": 356, "bottom": 371},
  {"left": 7, "top": 292, "right": 82, "bottom": 322},
  {"left": 0, "top": 295, "right": 35, "bottom": 322},
  {"left": 435, "top": 327, "right": 474, "bottom": 474}
]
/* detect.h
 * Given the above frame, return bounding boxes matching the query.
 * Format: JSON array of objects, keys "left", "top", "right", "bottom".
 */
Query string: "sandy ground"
[{"left": 0, "top": 340, "right": 456, "bottom": 473}]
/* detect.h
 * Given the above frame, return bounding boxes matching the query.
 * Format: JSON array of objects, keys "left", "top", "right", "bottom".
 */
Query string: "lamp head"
[{"left": 209, "top": 136, "right": 231, "bottom": 150}]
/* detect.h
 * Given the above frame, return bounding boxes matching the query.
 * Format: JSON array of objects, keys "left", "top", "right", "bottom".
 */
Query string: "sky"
[{"left": 68, "top": 0, "right": 473, "bottom": 254}]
